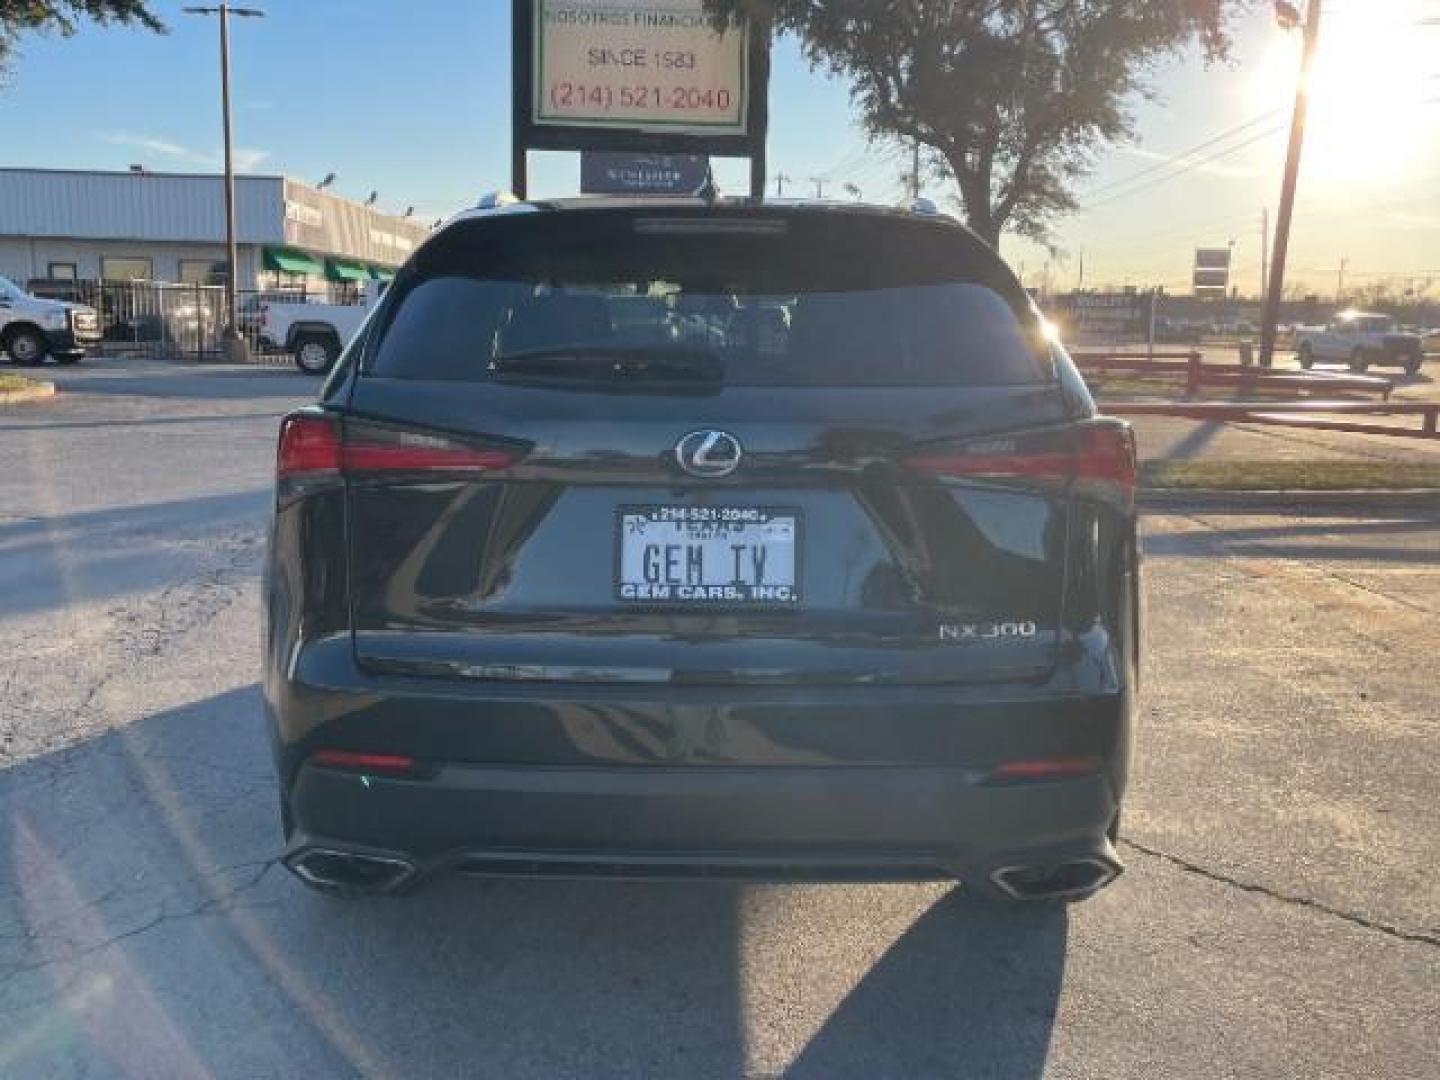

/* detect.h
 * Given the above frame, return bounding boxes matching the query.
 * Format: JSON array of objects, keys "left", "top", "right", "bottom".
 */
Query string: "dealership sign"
[
  {"left": 512, "top": 0, "right": 770, "bottom": 195},
  {"left": 581, "top": 152, "right": 711, "bottom": 195},
  {"left": 533, "top": 2, "right": 749, "bottom": 135}
]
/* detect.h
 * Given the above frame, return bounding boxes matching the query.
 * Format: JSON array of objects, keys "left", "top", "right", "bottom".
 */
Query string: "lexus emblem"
[{"left": 675, "top": 430, "right": 743, "bottom": 478}]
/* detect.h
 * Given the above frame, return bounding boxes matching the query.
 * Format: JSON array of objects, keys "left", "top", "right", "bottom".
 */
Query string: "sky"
[{"left": 1, "top": 0, "right": 1436, "bottom": 298}]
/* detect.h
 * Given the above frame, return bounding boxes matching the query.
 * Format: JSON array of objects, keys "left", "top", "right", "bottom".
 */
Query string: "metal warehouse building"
[{"left": 0, "top": 167, "right": 432, "bottom": 295}]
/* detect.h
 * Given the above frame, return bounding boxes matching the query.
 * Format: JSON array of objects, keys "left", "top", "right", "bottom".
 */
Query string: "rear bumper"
[
  {"left": 268, "top": 636, "right": 1133, "bottom": 896},
  {"left": 285, "top": 761, "right": 1121, "bottom": 895}
]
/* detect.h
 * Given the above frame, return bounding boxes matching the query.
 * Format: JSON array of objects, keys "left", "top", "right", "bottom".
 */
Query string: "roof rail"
[{"left": 475, "top": 191, "right": 522, "bottom": 210}]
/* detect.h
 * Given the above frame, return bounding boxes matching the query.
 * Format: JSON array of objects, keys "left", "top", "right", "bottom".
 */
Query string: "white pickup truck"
[
  {"left": 259, "top": 280, "right": 388, "bottom": 374},
  {"left": 1295, "top": 311, "right": 1425, "bottom": 375},
  {"left": 0, "top": 274, "right": 101, "bottom": 365}
]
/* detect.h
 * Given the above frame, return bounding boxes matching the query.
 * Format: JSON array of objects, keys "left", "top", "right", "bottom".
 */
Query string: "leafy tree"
[
  {"left": 1, "top": 1, "right": 163, "bottom": 75},
  {"left": 709, "top": 1, "right": 1243, "bottom": 246}
]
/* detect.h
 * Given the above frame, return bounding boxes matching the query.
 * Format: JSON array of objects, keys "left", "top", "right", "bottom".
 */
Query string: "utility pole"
[
  {"left": 184, "top": 4, "right": 265, "bottom": 363},
  {"left": 1336, "top": 256, "right": 1349, "bottom": 303},
  {"left": 909, "top": 139, "right": 921, "bottom": 201},
  {"left": 1259, "top": 0, "right": 1324, "bottom": 368},
  {"left": 1078, "top": 250, "right": 1085, "bottom": 291},
  {"left": 810, "top": 177, "right": 826, "bottom": 199},
  {"left": 774, "top": 172, "right": 792, "bottom": 198},
  {"left": 1260, "top": 208, "right": 1269, "bottom": 301}
]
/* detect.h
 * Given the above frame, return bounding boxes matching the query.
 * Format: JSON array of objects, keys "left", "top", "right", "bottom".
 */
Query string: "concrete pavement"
[{"left": 1, "top": 358, "right": 1436, "bottom": 1078}]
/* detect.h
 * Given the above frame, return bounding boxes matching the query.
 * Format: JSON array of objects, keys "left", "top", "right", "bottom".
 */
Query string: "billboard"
[
  {"left": 1193, "top": 247, "right": 1231, "bottom": 296},
  {"left": 513, "top": 0, "right": 769, "bottom": 161},
  {"left": 533, "top": 2, "right": 748, "bottom": 135},
  {"left": 1194, "top": 247, "right": 1233, "bottom": 270},
  {"left": 1048, "top": 291, "right": 1157, "bottom": 345},
  {"left": 580, "top": 152, "right": 711, "bottom": 195}
]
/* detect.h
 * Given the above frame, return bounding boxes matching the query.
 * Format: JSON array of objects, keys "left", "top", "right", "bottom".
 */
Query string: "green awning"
[
  {"left": 369, "top": 266, "right": 395, "bottom": 281},
  {"left": 326, "top": 258, "right": 371, "bottom": 283},
  {"left": 263, "top": 247, "right": 324, "bottom": 277}
]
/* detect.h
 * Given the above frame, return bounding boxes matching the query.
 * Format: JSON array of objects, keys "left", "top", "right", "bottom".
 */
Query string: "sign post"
[{"left": 513, "top": 0, "right": 770, "bottom": 199}]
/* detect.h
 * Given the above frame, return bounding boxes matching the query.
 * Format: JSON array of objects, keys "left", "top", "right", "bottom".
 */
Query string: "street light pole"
[
  {"left": 1259, "top": 0, "right": 1324, "bottom": 368},
  {"left": 184, "top": 4, "right": 265, "bottom": 363}
]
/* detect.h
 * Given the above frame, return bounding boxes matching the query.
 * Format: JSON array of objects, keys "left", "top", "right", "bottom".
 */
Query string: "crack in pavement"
[
  {"left": 1120, "top": 837, "right": 1440, "bottom": 947},
  {"left": 0, "top": 859, "right": 281, "bottom": 984},
  {"left": 0, "top": 527, "right": 262, "bottom": 766}
]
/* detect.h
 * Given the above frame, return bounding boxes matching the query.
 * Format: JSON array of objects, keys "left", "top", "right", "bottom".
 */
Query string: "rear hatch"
[{"left": 343, "top": 206, "right": 1082, "bottom": 686}]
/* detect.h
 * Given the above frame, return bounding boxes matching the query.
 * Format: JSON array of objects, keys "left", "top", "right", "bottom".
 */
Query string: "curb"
[
  {"left": 1140, "top": 487, "right": 1440, "bottom": 512},
  {"left": 0, "top": 380, "right": 57, "bottom": 405}
]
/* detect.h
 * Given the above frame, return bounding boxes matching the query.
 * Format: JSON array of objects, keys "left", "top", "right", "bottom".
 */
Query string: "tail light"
[
  {"left": 340, "top": 426, "right": 519, "bottom": 474},
  {"left": 277, "top": 413, "right": 341, "bottom": 481},
  {"left": 276, "top": 412, "right": 520, "bottom": 503},
  {"left": 906, "top": 421, "right": 1135, "bottom": 499}
]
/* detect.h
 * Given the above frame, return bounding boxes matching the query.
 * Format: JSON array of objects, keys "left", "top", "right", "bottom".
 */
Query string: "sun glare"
[{"left": 1248, "top": 1, "right": 1433, "bottom": 185}]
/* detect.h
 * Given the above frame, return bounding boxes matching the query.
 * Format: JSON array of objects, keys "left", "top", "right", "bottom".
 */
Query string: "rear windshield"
[{"left": 365, "top": 209, "right": 1049, "bottom": 387}]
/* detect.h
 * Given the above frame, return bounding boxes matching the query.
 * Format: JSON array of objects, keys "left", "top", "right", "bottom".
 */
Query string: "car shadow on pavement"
[
  {"left": 41, "top": 362, "right": 315, "bottom": 402},
  {"left": 0, "top": 685, "right": 1068, "bottom": 1078},
  {"left": 785, "top": 896, "right": 1066, "bottom": 1078},
  {"left": 0, "top": 488, "right": 270, "bottom": 618},
  {"left": 1150, "top": 419, "right": 1227, "bottom": 461},
  {"left": 1144, "top": 512, "right": 1440, "bottom": 565}
]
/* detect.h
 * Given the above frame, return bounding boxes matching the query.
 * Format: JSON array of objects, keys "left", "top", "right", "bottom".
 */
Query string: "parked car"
[
  {"left": 1295, "top": 311, "right": 1424, "bottom": 374},
  {"left": 0, "top": 274, "right": 100, "bottom": 364},
  {"left": 260, "top": 280, "right": 388, "bottom": 374},
  {"left": 264, "top": 198, "right": 1140, "bottom": 903}
]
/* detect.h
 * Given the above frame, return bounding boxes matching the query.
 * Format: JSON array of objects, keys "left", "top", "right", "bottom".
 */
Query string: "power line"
[
  {"left": 1080, "top": 110, "right": 1284, "bottom": 201},
  {"left": 1081, "top": 125, "right": 1284, "bottom": 211},
  {"left": 1068, "top": 207, "right": 1257, "bottom": 260}
]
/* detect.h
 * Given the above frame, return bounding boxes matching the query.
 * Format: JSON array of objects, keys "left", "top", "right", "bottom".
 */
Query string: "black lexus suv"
[{"left": 262, "top": 198, "right": 1139, "bottom": 902}]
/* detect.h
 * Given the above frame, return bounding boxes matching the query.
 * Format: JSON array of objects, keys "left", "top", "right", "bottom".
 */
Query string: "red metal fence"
[
  {"left": 1104, "top": 400, "right": 1440, "bottom": 442},
  {"left": 1073, "top": 349, "right": 1395, "bottom": 400},
  {"left": 1077, "top": 349, "right": 1439, "bottom": 441}
]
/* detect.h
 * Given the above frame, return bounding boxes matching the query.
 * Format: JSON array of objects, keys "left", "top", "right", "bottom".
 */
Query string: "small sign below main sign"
[{"left": 580, "top": 152, "right": 711, "bottom": 195}]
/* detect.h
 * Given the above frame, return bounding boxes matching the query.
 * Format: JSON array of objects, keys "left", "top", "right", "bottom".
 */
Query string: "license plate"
[{"left": 616, "top": 506, "right": 799, "bottom": 605}]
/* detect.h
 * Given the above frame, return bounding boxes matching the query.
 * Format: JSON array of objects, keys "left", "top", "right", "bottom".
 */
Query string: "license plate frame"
[{"left": 614, "top": 504, "right": 802, "bottom": 607}]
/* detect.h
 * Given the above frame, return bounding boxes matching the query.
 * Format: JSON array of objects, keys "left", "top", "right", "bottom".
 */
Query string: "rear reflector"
[
  {"left": 990, "top": 756, "right": 1103, "bottom": 782},
  {"left": 311, "top": 749, "right": 417, "bottom": 774}
]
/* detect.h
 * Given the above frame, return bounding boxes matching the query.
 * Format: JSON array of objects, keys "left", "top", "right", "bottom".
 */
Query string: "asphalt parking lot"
[{"left": 2, "top": 359, "right": 1437, "bottom": 1079}]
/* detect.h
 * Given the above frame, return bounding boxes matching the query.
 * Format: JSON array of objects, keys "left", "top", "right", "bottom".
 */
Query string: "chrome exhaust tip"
[
  {"left": 989, "top": 856, "right": 1121, "bottom": 902},
  {"left": 285, "top": 847, "right": 417, "bottom": 894}
]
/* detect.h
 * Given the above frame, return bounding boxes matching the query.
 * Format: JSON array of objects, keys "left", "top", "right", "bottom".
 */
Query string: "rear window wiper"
[{"left": 489, "top": 344, "right": 724, "bottom": 384}]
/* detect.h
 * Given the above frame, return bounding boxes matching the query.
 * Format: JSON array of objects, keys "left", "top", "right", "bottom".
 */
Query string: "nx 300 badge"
[{"left": 939, "top": 621, "right": 1038, "bottom": 643}]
